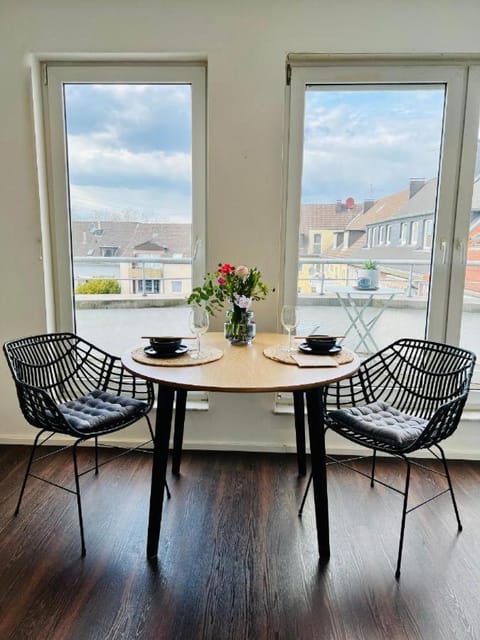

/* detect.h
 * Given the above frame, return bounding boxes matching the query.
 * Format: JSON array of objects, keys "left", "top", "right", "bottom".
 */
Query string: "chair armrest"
[
  {"left": 74, "top": 339, "right": 154, "bottom": 410},
  {"left": 101, "top": 355, "right": 154, "bottom": 410},
  {"left": 324, "top": 364, "right": 372, "bottom": 412},
  {"left": 406, "top": 392, "right": 469, "bottom": 451},
  {"left": 14, "top": 380, "right": 71, "bottom": 434}
]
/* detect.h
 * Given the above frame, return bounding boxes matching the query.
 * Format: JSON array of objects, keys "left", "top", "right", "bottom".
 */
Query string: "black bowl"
[
  {"left": 149, "top": 337, "right": 182, "bottom": 354},
  {"left": 305, "top": 335, "right": 337, "bottom": 351}
]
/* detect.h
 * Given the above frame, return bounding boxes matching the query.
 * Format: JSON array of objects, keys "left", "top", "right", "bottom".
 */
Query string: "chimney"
[
  {"left": 335, "top": 200, "right": 344, "bottom": 213},
  {"left": 409, "top": 178, "right": 425, "bottom": 199},
  {"left": 363, "top": 199, "right": 375, "bottom": 213}
]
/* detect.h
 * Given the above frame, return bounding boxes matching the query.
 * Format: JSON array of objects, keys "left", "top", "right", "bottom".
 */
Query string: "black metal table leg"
[
  {"left": 305, "top": 387, "right": 330, "bottom": 560},
  {"left": 172, "top": 389, "right": 187, "bottom": 476},
  {"left": 147, "top": 384, "right": 175, "bottom": 559},
  {"left": 293, "top": 391, "right": 307, "bottom": 476}
]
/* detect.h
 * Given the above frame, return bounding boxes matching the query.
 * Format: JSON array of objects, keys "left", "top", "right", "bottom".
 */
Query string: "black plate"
[
  {"left": 298, "top": 343, "right": 342, "bottom": 355},
  {"left": 144, "top": 344, "right": 189, "bottom": 358}
]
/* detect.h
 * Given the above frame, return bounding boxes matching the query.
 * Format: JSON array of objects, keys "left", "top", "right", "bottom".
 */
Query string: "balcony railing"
[
  {"left": 73, "top": 255, "right": 192, "bottom": 299},
  {"left": 72, "top": 255, "right": 480, "bottom": 303},
  {"left": 298, "top": 256, "right": 480, "bottom": 299}
]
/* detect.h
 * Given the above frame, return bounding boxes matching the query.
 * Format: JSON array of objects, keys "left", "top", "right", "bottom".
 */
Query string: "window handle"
[
  {"left": 456, "top": 238, "right": 467, "bottom": 265},
  {"left": 440, "top": 239, "right": 449, "bottom": 265},
  {"left": 192, "top": 237, "right": 200, "bottom": 261}
]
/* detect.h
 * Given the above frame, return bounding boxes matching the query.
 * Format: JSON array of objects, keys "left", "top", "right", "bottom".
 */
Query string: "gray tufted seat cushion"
[
  {"left": 57, "top": 390, "right": 148, "bottom": 434},
  {"left": 328, "top": 401, "right": 428, "bottom": 449}
]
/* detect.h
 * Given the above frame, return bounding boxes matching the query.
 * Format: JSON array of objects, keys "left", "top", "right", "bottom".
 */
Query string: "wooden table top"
[{"left": 122, "top": 332, "right": 361, "bottom": 393}]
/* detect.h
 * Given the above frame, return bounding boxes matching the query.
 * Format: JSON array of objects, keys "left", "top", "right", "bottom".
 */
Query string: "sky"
[
  {"left": 64, "top": 83, "right": 193, "bottom": 222},
  {"left": 302, "top": 86, "right": 445, "bottom": 204},
  {"left": 64, "top": 82, "right": 446, "bottom": 222}
]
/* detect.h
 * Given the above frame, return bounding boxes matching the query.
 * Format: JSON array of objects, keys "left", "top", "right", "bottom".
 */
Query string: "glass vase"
[{"left": 224, "top": 305, "right": 256, "bottom": 345}]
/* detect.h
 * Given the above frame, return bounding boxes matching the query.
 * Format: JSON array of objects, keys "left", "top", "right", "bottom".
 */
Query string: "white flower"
[
  {"left": 235, "top": 265, "right": 249, "bottom": 278},
  {"left": 234, "top": 294, "right": 252, "bottom": 309}
]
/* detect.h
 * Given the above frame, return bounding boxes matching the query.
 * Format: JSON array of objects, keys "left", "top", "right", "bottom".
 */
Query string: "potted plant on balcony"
[{"left": 357, "top": 260, "right": 379, "bottom": 290}]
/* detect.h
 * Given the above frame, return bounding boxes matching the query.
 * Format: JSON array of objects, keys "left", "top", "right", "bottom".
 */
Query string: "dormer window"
[{"left": 100, "top": 246, "right": 119, "bottom": 257}]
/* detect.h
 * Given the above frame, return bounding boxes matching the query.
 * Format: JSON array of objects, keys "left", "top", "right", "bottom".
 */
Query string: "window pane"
[
  {"left": 64, "top": 84, "right": 193, "bottom": 353},
  {"left": 459, "top": 129, "right": 480, "bottom": 370},
  {"left": 297, "top": 86, "right": 445, "bottom": 354}
]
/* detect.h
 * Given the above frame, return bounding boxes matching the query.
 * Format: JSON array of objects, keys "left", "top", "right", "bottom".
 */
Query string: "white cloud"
[
  {"left": 302, "top": 91, "right": 443, "bottom": 202},
  {"left": 67, "top": 134, "right": 191, "bottom": 185},
  {"left": 70, "top": 184, "right": 191, "bottom": 222}
]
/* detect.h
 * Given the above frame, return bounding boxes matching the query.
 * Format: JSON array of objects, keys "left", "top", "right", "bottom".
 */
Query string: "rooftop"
[{"left": 71, "top": 221, "right": 192, "bottom": 258}]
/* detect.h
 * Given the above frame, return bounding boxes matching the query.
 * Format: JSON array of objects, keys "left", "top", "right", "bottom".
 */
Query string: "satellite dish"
[{"left": 345, "top": 197, "right": 355, "bottom": 209}]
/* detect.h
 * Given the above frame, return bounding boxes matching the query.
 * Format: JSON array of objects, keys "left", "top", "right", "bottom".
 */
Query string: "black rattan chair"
[
  {"left": 3, "top": 332, "right": 167, "bottom": 556},
  {"left": 299, "top": 338, "right": 476, "bottom": 578}
]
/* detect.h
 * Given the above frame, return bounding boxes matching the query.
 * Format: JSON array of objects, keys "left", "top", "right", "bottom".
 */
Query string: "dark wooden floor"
[{"left": 0, "top": 445, "right": 479, "bottom": 639}]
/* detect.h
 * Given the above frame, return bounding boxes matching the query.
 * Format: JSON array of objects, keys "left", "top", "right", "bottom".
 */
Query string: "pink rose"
[
  {"left": 235, "top": 265, "right": 249, "bottom": 278},
  {"left": 217, "top": 276, "right": 226, "bottom": 285}
]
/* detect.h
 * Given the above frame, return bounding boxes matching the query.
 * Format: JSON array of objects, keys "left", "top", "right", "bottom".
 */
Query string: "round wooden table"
[{"left": 122, "top": 332, "right": 361, "bottom": 560}]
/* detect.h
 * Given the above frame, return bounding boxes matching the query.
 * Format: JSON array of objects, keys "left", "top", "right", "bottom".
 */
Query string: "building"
[
  {"left": 297, "top": 200, "right": 361, "bottom": 293},
  {"left": 71, "top": 221, "right": 192, "bottom": 295}
]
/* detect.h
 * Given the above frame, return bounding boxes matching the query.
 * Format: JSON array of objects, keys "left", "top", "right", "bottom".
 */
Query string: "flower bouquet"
[{"left": 187, "top": 263, "right": 272, "bottom": 344}]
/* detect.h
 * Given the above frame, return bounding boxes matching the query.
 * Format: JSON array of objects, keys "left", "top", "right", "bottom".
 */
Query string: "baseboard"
[{"left": 1, "top": 434, "right": 479, "bottom": 460}]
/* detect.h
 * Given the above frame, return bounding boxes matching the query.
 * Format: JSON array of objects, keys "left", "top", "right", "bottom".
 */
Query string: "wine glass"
[
  {"left": 189, "top": 306, "right": 209, "bottom": 359},
  {"left": 281, "top": 305, "right": 298, "bottom": 352}
]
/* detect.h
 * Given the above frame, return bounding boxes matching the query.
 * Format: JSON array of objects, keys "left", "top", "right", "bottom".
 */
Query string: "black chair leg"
[
  {"left": 298, "top": 471, "right": 313, "bottom": 516},
  {"left": 72, "top": 441, "right": 87, "bottom": 557},
  {"left": 14, "top": 430, "right": 44, "bottom": 516},
  {"left": 94, "top": 436, "right": 99, "bottom": 475},
  {"left": 436, "top": 445, "right": 463, "bottom": 531},
  {"left": 395, "top": 457, "right": 411, "bottom": 579},
  {"left": 293, "top": 391, "right": 307, "bottom": 476},
  {"left": 172, "top": 389, "right": 187, "bottom": 476},
  {"left": 145, "top": 414, "right": 155, "bottom": 443},
  {"left": 370, "top": 449, "right": 377, "bottom": 487}
]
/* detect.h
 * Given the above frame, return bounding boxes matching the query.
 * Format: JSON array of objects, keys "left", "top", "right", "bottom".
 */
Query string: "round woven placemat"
[
  {"left": 263, "top": 345, "right": 354, "bottom": 366},
  {"left": 131, "top": 346, "right": 224, "bottom": 367}
]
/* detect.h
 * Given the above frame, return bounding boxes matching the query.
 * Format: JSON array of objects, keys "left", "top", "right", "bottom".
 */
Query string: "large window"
[
  {"left": 39, "top": 63, "right": 206, "bottom": 355},
  {"left": 423, "top": 219, "right": 434, "bottom": 249},
  {"left": 411, "top": 221, "right": 420, "bottom": 246},
  {"left": 284, "top": 60, "right": 480, "bottom": 391}
]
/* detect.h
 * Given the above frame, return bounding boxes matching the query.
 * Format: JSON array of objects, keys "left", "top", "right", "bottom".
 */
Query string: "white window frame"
[
  {"left": 312, "top": 232, "right": 322, "bottom": 254},
  {"left": 367, "top": 228, "right": 373, "bottom": 248},
  {"left": 379, "top": 225, "right": 386, "bottom": 244},
  {"left": 171, "top": 280, "right": 183, "bottom": 293},
  {"left": 386, "top": 224, "right": 392, "bottom": 245},
  {"left": 400, "top": 222, "right": 408, "bottom": 245},
  {"left": 411, "top": 220, "right": 420, "bottom": 246},
  {"left": 32, "top": 59, "right": 207, "bottom": 332},
  {"left": 283, "top": 58, "right": 480, "bottom": 409}
]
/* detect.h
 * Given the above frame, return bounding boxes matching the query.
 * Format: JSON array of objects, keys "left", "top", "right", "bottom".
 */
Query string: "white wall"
[{"left": 1, "top": 0, "right": 480, "bottom": 457}]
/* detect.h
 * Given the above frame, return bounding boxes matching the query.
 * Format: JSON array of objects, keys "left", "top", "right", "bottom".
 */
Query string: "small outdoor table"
[{"left": 329, "top": 286, "right": 400, "bottom": 353}]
